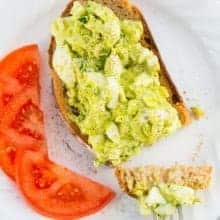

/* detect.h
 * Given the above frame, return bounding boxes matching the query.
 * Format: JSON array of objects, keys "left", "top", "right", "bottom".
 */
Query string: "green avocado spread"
[
  {"left": 51, "top": 1, "right": 181, "bottom": 166},
  {"left": 137, "top": 184, "right": 200, "bottom": 217}
]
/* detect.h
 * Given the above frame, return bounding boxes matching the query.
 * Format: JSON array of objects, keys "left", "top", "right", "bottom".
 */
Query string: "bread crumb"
[
  {"left": 191, "top": 106, "right": 205, "bottom": 120},
  {"left": 192, "top": 136, "right": 203, "bottom": 162}
]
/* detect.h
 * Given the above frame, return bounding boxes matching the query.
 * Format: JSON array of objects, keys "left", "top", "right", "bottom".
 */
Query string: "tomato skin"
[{"left": 16, "top": 150, "right": 115, "bottom": 219}]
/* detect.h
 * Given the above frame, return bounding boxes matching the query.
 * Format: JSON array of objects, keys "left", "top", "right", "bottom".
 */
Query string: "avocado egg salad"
[
  {"left": 116, "top": 165, "right": 212, "bottom": 217},
  {"left": 51, "top": 1, "right": 181, "bottom": 166},
  {"left": 138, "top": 184, "right": 199, "bottom": 217}
]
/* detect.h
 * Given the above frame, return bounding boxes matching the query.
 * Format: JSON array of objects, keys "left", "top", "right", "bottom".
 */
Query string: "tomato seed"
[
  {"left": 2, "top": 94, "right": 13, "bottom": 105},
  {"left": 56, "top": 183, "right": 82, "bottom": 202},
  {"left": 5, "top": 146, "right": 16, "bottom": 162}
]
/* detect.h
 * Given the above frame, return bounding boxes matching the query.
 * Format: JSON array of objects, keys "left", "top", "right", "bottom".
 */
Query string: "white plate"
[{"left": 0, "top": 0, "right": 220, "bottom": 219}]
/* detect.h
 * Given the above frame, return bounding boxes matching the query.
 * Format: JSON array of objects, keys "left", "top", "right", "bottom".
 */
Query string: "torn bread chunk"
[{"left": 115, "top": 165, "right": 212, "bottom": 217}]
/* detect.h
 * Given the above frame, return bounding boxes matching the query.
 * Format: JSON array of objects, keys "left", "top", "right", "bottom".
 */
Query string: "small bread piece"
[
  {"left": 115, "top": 165, "right": 212, "bottom": 197},
  {"left": 49, "top": 0, "right": 191, "bottom": 153}
]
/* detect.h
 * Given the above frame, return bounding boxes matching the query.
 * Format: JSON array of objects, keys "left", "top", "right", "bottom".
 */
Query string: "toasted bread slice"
[
  {"left": 115, "top": 165, "right": 212, "bottom": 197},
  {"left": 49, "top": 0, "right": 191, "bottom": 154}
]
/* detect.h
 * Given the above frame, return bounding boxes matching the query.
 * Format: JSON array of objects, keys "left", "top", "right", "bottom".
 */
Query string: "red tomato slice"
[
  {"left": 0, "top": 45, "right": 44, "bottom": 141},
  {"left": 16, "top": 150, "right": 115, "bottom": 219},
  {"left": 0, "top": 45, "right": 46, "bottom": 179}
]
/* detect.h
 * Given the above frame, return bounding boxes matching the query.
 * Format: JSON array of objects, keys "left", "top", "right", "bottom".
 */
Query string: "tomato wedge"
[
  {"left": 16, "top": 150, "right": 115, "bottom": 219},
  {"left": 0, "top": 45, "right": 46, "bottom": 179}
]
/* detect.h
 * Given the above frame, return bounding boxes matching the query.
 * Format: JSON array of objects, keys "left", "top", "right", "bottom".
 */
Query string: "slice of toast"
[
  {"left": 115, "top": 165, "right": 212, "bottom": 198},
  {"left": 49, "top": 0, "right": 191, "bottom": 156}
]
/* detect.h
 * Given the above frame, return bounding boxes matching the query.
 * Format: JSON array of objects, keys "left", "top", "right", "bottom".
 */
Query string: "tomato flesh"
[
  {"left": 15, "top": 62, "right": 39, "bottom": 87},
  {"left": 2, "top": 93, "right": 14, "bottom": 105},
  {"left": 11, "top": 99, "right": 44, "bottom": 140},
  {"left": 16, "top": 150, "right": 115, "bottom": 219}
]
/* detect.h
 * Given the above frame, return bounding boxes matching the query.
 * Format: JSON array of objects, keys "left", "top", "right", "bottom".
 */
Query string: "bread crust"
[
  {"left": 115, "top": 165, "right": 212, "bottom": 197},
  {"left": 49, "top": 0, "right": 191, "bottom": 154}
]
